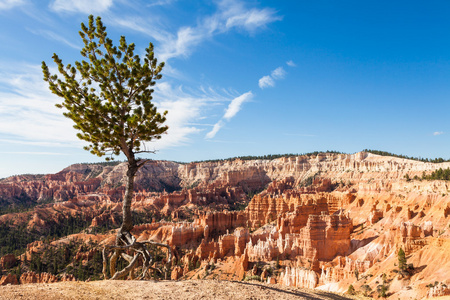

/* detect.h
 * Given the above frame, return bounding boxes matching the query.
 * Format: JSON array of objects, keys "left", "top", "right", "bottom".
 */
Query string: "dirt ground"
[{"left": 0, "top": 279, "right": 359, "bottom": 300}]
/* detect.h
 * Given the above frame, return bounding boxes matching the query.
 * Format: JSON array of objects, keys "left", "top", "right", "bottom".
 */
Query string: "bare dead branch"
[
  {"left": 121, "top": 253, "right": 134, "bottom": 263},
  {"left": 102, "top": 247, "right": 109, "bottom": 280},
  {"left": 101, "top": 237, "right": 172, "bottom": 280},
  {"left": 111, "top": 253, "right": 140, "bottom": 280},
  {"left": 110, "top": 250, "right": 120, "bottom": 277},
  {"left": 141, "top": 240, "right": 172, "bottom": 265}
]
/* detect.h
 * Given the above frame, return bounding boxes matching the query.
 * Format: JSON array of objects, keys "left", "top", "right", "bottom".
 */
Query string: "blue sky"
[{"left": 0, "top": 0, "right": 450, "bottom": 178}]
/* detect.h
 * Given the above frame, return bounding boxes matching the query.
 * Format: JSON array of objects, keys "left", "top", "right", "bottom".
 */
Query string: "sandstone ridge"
[{"left": 1, "top": 152, "right": 450, "bottom": 299}]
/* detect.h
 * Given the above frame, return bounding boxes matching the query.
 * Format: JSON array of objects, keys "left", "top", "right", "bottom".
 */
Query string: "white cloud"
[
  {"left": 0, "top": 63, "right": 235, "bottom": 153},
  {"left": 219, "top": 0, "right": 282, "bottom": 32},
  {"left": 112, "top": 0, "right": 281, "bottom": 62},
  {"left": 271, "top": 67, "right": 285, "bottom": 80},
  {"left": 225, "top": 7, "right": 281, "bottom": 32},
  {"left": 286, "top": 60, "right": 296, "bottom": 67},
  {"left": 160, "top": 26, "right": 206, "bottom": 61},
  {"left": 0, "top": 138, "right": 74, "bottom": 148},
  {"left": 433, "top": 131, "right": 444, "bottom": 136},
  {"left": 205, "top": 120, "right": 224, "bottom": 139},
  {"left": 147, "top": 0, "right": 175, "bottom": 7},
  {"left": 0, "top": 0, "right": 25, "bottom": 10},
  {"left": 146, "top": 82, "right": 232, "bottom": 149},
  {"left": 223, "top": 91, "right": 253, "bottom": 120},
  {"left": 258, "top": 75, "right": 274, "bottom": 89},
  {"left": 0, "top": 63, "right": 82, "bottom": 146},
  {"left": 258, "top": 66, "right": 288, "bottom": 89},
  {"left": 205, "top": 91, "right": 252, "bottom": 139},
  {"left": 50, "top": 0, "right": 113, "bottom": 14}
]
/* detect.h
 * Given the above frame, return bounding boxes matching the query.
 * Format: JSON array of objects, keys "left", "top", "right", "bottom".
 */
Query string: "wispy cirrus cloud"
[
  {"left": 433, "top": 131, "right": 444, "bottom": 136},
  {"left": 271, "top": 67, "right": 286, "bottom": 80},
  {"left": 258, "top": 75, "right": 274, "bottom": 89},
  {"left": 0, "top": 0, "right": 25, "bottom": 10},
  {"left": 258, "top": 66, "right": 285, "bottom": 89},
  {"left": 0, "top": 138, "right": 75, "bottom": 148},
  {"left": 27, "top": 28, "right": 80, "bottom": 49},
  {"left": 112, "top": 0, "right": 281, "bottom": 62},
  {"left": 286, "top": 60, "right": 296, "bottom": 67},
  {"left": 50, "top": 0, "right": 113, "bottom": 14},
  {"left": 146, "top": 0, "right": 176, "bottom": 7},
  {"left": 258, "top": 61, "right": 295, "bottom": 89},
  {"left": 137, "top": 82, "right": 252, "bottom": 147},
  {"left": 152, "top": 82, "right": 209, "bottom": 149},
  {"left": 161, "top": 0, "right": 281, "bottom": 61},
  {"left": 112, "top": 16, "right": 169, "bottom": 45},
  {"left": 206, "top": 91, "right": 253, "bottom": 139},
  {"left": 0, "top": 63, "right": 81, "bottom": 147},
  {"left": 0, "top": 62, "right": 234, "bottom": 151},
  {"left": 205, "top": 120, "right": 225, "bottom": 139},
  {"left": 223, "top": 91, "right": 253, "bottom": 120},
  {"left": 221, "top": 1, "right": 281, "bottom": 32}
]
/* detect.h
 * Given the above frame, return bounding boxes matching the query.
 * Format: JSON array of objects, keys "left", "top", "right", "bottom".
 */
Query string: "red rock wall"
[{"left": 196, "top": 211, "right": 247, "bottom": 234}]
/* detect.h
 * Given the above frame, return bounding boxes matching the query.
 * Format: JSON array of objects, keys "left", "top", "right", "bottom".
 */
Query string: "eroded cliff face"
[
  {"left": 1, "top": 152, "right": 450, "bottom": 299},
  {"left": 2, "top": 151, "right": 449, "bottom": 205}
]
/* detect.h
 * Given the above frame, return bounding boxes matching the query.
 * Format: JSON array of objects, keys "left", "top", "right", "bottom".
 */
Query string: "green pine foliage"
[
  {"left": 347, "top": 284, "right": 356, "bottom": 295},
  {"left": 0, "top": 215, "right": 90, "bottom": 256},
  {"left": 42, "top": 15, "right": 168, "bottom": 161},
  {"left": 377, "top": 284, "right": 389, "bottom": 298},
  {"left": 361, "top": 284, "right": 372, "bottom": 297},
  {"left": 363, "top": 149, "right": 450, "bottom": 163},
  {"left": 423, "top": 168, "right": 450, "bottom": 181},
  {"left": 398, "top": 248, "right": 407, "bottom": 271},
  {"left": 0, "top": 193, "right": 54, "bottom": 216},
  {"left": 0, "top": 209, "right": 156, "bottom": 256},
  {"left": 26, "top": 240, "right": 104, "bottom": 281},
  {"left": 190, "top": 151, "right": 343, "bottom": 164}
]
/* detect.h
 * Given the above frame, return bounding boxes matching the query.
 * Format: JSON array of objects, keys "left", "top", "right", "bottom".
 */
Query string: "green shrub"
[
  {"left": 244, "top": 275, "right": 261, "bottom": 281},
  {"left": 347, "top": 284, "right": 356, "bottom": 295}
]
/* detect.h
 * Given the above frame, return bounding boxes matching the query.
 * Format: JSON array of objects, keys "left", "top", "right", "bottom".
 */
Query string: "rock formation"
[
  {"left": 20, "top": 272, "right": 59, "bottom": 284},
  {"left": 1, "top": 151, "right": 450, "bottom": 299},
  {"left": 0, "top": 274, "right": 18, "bottom": 285},
  {"left": 0, "top": 254, "right": 16, "bottom": 269}
]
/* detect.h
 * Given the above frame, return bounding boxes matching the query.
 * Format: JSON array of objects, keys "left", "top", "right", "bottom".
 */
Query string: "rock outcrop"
[
  {"left": 281, "top": 267, "right": 318, "bottom": 289},
  {"left": 0, "top": 274, "right": 18, "bottom": 285},
  {"left": 0, "top": 254, "right": 16, "bottom": 269},
  {"left": 1, "top": 152, "right": 450, "bottom": 299},
  {"left": 428, "top": 282, "right": 450, "bottom": 298},
  {"left": 20, "top": 272, "right": 59, "bottom": 284}
]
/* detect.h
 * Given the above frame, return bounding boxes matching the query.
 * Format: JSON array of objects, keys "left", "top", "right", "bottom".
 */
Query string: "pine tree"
[
  {"left": 377, "top": 284, "right": 388, "bottom": 298},
  {"left": 398, "top": 247, "right": 407, "bottom": 271},
  {"left": 42, "top": 15, "right": 170, "bottom": 280},
  {"left": 347, "top": 284, "right": 356, "bottom": 295},
  {"left": 354, "top": 268, "right": 359, "bottom": 280}
]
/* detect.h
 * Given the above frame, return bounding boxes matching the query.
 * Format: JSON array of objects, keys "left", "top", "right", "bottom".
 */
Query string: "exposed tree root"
[{"left": 102, "top": 230, "right": 172, "bottom": 280}]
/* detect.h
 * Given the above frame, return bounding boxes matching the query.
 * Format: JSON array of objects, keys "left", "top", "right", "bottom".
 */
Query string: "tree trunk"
[
  {"left": 119, "top": 157, "right": 138, "bottom": 239},
  {"left": 104, "top": 157, "right": 173, "bottom": 280}
]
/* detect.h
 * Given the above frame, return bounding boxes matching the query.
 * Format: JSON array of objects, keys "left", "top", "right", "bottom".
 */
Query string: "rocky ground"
[{"left": 0, "top": 279, "right": 363, "bottom": 300}]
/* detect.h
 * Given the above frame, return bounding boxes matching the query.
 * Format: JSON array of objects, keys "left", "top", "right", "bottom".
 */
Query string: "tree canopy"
[
  {"left": 42, "top": 15, "right": 168, "bottom": 162},
  {"left": 398, "top": 247, "right": 407, "bottom": 271}
]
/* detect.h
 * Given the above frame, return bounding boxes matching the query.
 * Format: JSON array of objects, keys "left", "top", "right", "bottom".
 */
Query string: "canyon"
[{"left": 1, "top": 151, "right": 450, "bottom": 299}]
